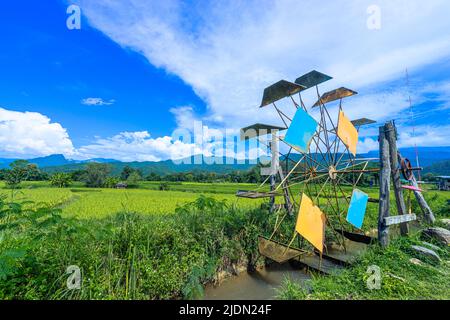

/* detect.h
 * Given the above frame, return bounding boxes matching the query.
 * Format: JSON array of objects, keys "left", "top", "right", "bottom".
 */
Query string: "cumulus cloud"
[
  {"left": 398, "top": 124, "right": 450, "bottom": 148},
  {"left": 0, "top": 108, "right": 75, "bottom": 158},
  {"left": 74, "top": 131, "right": 202, "bottom": 162},
  {"left": 3, "top": 1, "right": 450, "bottom": 160},
  {"left": 81, "top": 97, "right": 115, "bottom": 106},
  {"left": 169, "top": 105, "right": 197, "bottom": 130},
  {"left": 0, "top": 107, "right": 264, "bottom": 162},
  {"left": 76, "top": 0, "right": 450, "bottom": 129}
]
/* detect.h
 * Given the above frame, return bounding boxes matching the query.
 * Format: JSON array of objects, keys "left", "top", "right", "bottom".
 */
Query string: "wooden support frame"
[
  {"left": 385, "top": 121, "right": 409, "bottom": 235},
  {"left": 378, "top": 125, "right": 391, "bottom": 248},
  {"left": 377, "top": 121, "right": 435, "bottom": 247},
  {"left": 384, "top": 214, "right": 417, "bottom": 226},
  {"left": 410, "top": 175, "right": 436, "bottom": 224}
]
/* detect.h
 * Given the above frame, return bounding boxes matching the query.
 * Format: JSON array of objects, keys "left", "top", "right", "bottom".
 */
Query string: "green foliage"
[
  {"left": 4, "top": 161, "right": 30, "bottom": 188},
  {"left": 104, "top": 177, "right": 120, "bottom": 188},
  {"left": 146, "top": 172, "right": 161, "bottom": 181},
  {"left": 2, "top": 161, "right": 48, "bottom": 188},
  {"left": 0, "top": 194, "right": 67, "bottom": 282},
  {"left": 120, "top": 166, "right": 134, "bottom": 181},
  {"left": 50, "top": 173, "right": 73, "bottom": 188},
  {"left": 83, "top": 163, "right": 111, "bottom": 188},
  {"left": 0, "top": 195, "right": 271, "bottom": 299},
  {"left": 423, "top": 159, "right": 450, "bottom": 176},
  {"left": 278, "top": 236, "right": 450, "bottom": 300},
  {"left": 126, "top": 171, "right": 142, "bottom": 187},
  {"left": 158, "top": 182, "right": 170, "bottom": 191},
  {"left": 70, "top": 169, "right": 88, "bottom": 182}
]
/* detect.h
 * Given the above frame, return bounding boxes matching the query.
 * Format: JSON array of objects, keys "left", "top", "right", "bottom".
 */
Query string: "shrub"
[
  {"left": 159, "top": 182, "right": 170, "bottom": 191},
  {"left": 83, "top": 163, "right": 111, "bottom": 188},
  {"left": 50, "top": 173, "right": 73, "bottom": 188},
  {"left": 104, "top": 177, "right": 120, "bottom": 188},
  {"left": 0, "top": 195, "right": 270, "bottom": 299}
]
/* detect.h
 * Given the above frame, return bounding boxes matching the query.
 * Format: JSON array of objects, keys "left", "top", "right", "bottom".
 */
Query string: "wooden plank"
[
  {"left": 260, "top": 80, "right": 306, "bottom": 107},
  {"left": 385, "top": 121, "right": 409, "bottom": 235},
  {"left": 295, "top": 70, "right": 332, "bottom": 89},
  {"left": 378, "top": 125, "right": 391, "bottom": 248},
  {"left": 320, "top": 240, "right": 368, "bottom": 266},
  {"left": 312, "top": 87, "right": 357, "bottom": 107},
  {"left": 346, "top": 195, "right": 379, "bottom": 203},
  {"left": 258, "top": 236, "right": 304, "bottom": 264},
  {"left": 351, "top": 118, "right": 376, "bottom": 127},
  {"left": 236, "top": 190, "right": 280, "bottom": 199},
  {"left": 368, "top": 197, "right": 380, "bottom": 203},
  {"left": 240, "top": 123, "right": 286, "bottom": 141},
  {"left": 411, "top": 176, "right": 436, "bottom": 224},
  {"left": 334, "top": 229, "right": 375, "bottom": 245},
  {"left": 384, "top": 214, "right": 417, "bottom": 226},
  {"left": 277, "top": 167, "right": 293, "bottom": 215},
  {"left": 293, "top": 254, "right": 344, "bottom": 275}
]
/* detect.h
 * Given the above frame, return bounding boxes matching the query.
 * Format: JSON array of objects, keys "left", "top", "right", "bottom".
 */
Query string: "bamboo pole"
[
  {"left": 411, "top": 175, "right": 436, "bottom": 224},
  {"left": 378, "top": 125, "right": 391, "bottom": 247},
  {"left": 384, "top": 121, "right": 409, "bottom": 235}
]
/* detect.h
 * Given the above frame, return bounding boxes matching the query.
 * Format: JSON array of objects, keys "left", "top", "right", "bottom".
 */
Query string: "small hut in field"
[{"left": 115, "top": 182, "right": 128, "bottom": 189}]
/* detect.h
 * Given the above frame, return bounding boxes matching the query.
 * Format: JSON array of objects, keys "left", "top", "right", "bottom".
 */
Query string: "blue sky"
[{"left": 0, "top": 0, "right": 449, "bottom": 161}]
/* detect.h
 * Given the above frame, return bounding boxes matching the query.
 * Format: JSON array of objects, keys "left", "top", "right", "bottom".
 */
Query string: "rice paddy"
[{"left": 0, "top": 181, "right": 264, "bottom": 219}]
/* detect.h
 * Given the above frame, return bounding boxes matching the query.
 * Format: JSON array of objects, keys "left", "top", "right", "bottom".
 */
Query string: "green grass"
[
  {"left": 61, "top": 188, "right": 262, "bottom": 219},
  {"left": 277, "top": 190, "right": 450, "bottom": 300},
  {"left": 0, "top": 180, "right": 449, "bottom": 300},
  {"left": 0, "top": 195, "right": 271, "bottom": 299},
  {"left": 0, "top": 181, "right": 264, "bottom": 219},
  {"left": 277, "top": 236, "right": 450, "bottom": 300}
]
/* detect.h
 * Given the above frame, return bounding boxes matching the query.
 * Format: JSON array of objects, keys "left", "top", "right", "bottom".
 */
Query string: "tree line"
[
  {"left": 0, "top": 160, "right": 264, "bottom": 188},
  {"left": 1, "top": 159, "right": 439, "bottom": 189}
]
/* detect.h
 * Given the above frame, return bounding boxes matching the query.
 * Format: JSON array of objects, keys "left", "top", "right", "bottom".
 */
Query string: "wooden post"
[
  {"left": 384, "top": 121, "right": 409, "bottom": 235},
  {"left": 378, "top": 125, "right": 391, "bottom": 247},
  {"left": 278, "top": 167, "right": 293, "bottom": 215},
  {"left": 269, "top": 174, "right": 276, "bottom": 212},
  {"left": 411, "top": 175, "right": 436, "bottom": 224},
  {"left": 264, "top": 132, "right": 278, "bottom": 213}
]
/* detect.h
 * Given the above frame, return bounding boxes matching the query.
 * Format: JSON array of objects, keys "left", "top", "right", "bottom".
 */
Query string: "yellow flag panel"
[
  {"left": 337, "top": 110, "right": 358, "bottom": 156},
  {"left": 295, "top": 194, "right": 326, "bottom": 253}
]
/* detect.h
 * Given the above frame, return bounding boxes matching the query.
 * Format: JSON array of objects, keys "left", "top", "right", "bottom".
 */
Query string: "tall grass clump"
[{"left": 0, "top": 195, "right": 271, "bottom": 299}]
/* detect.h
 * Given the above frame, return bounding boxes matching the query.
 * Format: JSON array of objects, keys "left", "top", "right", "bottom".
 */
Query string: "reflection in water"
[{"left": 203, "top": 263, "right": 311, "bottom": 300}]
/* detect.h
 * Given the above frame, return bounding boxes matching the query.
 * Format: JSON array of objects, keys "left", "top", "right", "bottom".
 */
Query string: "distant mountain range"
[
  {"left": 0, "top": 154, "right": 118, "bottom": 169},
  {"left": 1, "top": 146, "right": 449, "bottom": 175}
]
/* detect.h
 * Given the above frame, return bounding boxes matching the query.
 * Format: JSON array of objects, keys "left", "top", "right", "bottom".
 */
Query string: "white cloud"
[
  {"left": 398, "top": 124, "right": 450, "bottom": 148},
  {"left": 0, "top": 107, "right": 263, "bottom": 162},
  {"left": 1, "top": 106, "right": 448, "bottom": 161},
  {"left": 76, "top": 0, "right": 450, "bottom": 131},
  {"left": 74, "top": 131, "right": 202, "bottom": 162},
  {"left": 169, "top": 105, "right": 197, "bottom": 130},
  {"left": 3, "top": 1, "right": 450, "bottom": 160},
  {"left": 0, "top": 108, "right": 75, "bottom": 158},
  {"left": 357, "top": 138, "right": 379, "bottom": 154},
  {"left": 81, "top": 97, "right": 115, "bottom": 106}
]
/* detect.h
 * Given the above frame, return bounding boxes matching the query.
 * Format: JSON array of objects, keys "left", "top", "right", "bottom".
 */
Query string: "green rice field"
[
  {"left": 1, "top": 181, "right": 446, "bottom": 225},
  {"left": 0, "top": 180, "right": 448, "bottom": 300},
  {"left": 0, "top": 181, "right": 265, "bottom": 219}
]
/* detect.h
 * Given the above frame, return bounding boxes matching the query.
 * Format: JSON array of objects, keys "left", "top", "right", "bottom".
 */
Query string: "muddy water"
[{"left": 203, "top": 263, "right": 311, "bottom": 300}]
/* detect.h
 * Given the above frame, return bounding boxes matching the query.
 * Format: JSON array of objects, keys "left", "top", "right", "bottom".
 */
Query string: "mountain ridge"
[{"left": 1, "top": 146, "right": 449, "bottom": 175}]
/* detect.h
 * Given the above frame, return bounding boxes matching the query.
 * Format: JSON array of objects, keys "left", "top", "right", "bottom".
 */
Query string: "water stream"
[{"left": 203, "top": 263, "right": 311, "bottom": 300}]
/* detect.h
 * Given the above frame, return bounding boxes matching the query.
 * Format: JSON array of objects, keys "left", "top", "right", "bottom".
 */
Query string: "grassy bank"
[
  {"left": 278, "top": 236, "right": 449, "bottom": 300},
  {"left": 0, "top": 195, "right": 270, "bottom": 299},
  {"left": 1, "top": 181, "right": 449, "bottom": 300},
  {"left": 278, "top": 192, "right": 450, "bottom": 300},
  {"left": 0, "top": 182, "right": 263, "bottom": 218}
]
